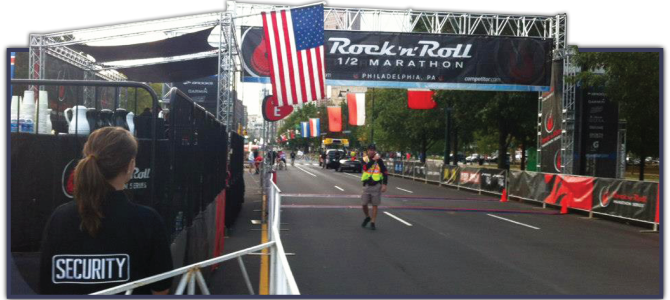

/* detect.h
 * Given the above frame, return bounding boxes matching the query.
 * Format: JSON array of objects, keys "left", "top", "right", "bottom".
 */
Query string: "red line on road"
[
  {"left": 282, "top": 193, "right": 498, "bottom": 202},
  {"left": 281, "top": 204, "right": 561, "bottom": 215}
]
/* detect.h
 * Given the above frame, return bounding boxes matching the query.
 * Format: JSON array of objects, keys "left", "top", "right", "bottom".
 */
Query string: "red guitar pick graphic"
[
  {"left": 251, "top": 39, "right": 270, "bottom": 76},
  {"left": 262, "top": 95, "right": 293, "bottom": 122}
]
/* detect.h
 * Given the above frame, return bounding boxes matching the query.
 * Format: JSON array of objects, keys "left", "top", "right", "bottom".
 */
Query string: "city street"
[{"left": 273, "top": 159, "right": 660, "bottom": 296}]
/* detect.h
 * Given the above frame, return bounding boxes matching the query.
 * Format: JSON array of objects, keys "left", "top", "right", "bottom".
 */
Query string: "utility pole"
[
  {"left": 370, "top": 88, "right": 375, "bottom": 144},
  {"left": 443, "top": 105, "right": 452, "bottom": 164}
]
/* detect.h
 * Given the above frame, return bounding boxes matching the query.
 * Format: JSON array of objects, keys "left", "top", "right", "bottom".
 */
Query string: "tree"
[
  {"left": 574, "top": 51, "right": 660, "bottom": 180},
  {"left": 475, "top": 91, "right": 538, "bottom": 170},
  {"left": 368, "top": 89, "right": 446, "bottom": 163}
]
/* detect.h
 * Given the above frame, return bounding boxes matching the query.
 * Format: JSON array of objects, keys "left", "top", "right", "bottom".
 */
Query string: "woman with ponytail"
[{"left": 39, "top": 127, "right": 172, "bottom": 295}]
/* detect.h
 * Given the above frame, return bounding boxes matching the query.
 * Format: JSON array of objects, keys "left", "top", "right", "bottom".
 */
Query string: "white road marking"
[
  {"left": 342, "top": 172, "right": 360, "bottom": 179},
  {"left": 384, "top": 212, "right": 413, "bottom": 226},
  {"left": 295, "top": 166, "right": 317, "bottom": 177},
  {"left": 334, "top": 186, "right": 344, "bottom": 191},
  {"left": 396, "top": 187, "right": 413, "bottom": 194},
  {"left": 486, "top": 214, "right": 540, "bottom": 230}
]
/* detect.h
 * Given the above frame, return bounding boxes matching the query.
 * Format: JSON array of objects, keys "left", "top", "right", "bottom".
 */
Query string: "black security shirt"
[{"left": 39, "top": 190, "right": 173, "bottom": 295}]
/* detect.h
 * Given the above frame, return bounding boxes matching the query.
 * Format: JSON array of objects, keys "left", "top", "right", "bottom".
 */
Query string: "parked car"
[
  {"left": 466, "top": 154, "right": 480, "bottom": 163},
  {"left": 325, "top": 149, "right": 345, "bottom": 169},
  {"left": 337, "top": 158, "right": 363, "bottom": 173},
  {"left": 489, "top": 152, "right": 511, "bottom": 164},
  {"left": 449, "top": 153, "right": 466, "bottom": 163}
]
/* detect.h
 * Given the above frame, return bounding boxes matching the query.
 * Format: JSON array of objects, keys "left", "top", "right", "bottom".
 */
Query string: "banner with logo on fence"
[
  {"left": 479, "top": 168, "right": 507, "bottom": 194},
  {"left": 413, "top": 163, "right": 427, "bottom": 179},
  {"left": 442, "top": 165, "right": 460, "bottom": 186},
  {"left": 459, "top": 167, "right": 481, "bottom": 190},
  {"left": 592, "top": 178, "right": 658, "bottom": 222}
]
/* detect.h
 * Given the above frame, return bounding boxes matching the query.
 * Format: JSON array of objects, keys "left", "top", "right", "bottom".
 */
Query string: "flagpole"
[{"left": 232, "top": 2, "right": 326, "bottom": 19}]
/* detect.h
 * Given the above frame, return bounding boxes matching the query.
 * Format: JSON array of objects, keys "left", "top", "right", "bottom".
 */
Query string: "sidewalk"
[{"left": 208, "top": 170, "right": 265, "bottom": 295}]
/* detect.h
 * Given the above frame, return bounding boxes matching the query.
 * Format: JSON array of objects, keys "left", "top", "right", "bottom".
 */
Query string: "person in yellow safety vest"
[{"left": 360, "top": 144, "right": 388, "bottom": 230}]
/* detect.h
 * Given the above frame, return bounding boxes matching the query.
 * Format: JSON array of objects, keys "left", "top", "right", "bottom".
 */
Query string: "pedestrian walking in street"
[
  {"left": 254, "top": 151, "right": 262, "bottom": 174},
  {"left": 360, "top": 144, "right": 388, "bottom": 230},
  {"left": 39, "top": 127, "right": 172, "bottom": 295}
]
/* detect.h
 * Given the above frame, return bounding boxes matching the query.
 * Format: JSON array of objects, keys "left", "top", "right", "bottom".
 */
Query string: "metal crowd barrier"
[
  {"left": 91, "top": 175, "right": 299, "bottom": 296},
  {"left": 387, "top": 159, "right": 659, "bottom": 230}
]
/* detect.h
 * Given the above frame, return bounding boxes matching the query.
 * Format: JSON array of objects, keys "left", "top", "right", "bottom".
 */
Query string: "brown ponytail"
[{"left": 73, "top": 127, "right": 138, "bottom": 237}]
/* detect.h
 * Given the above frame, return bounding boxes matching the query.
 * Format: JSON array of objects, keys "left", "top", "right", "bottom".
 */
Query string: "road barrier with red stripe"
[{"left": 388, "top": 160, "right": 660, "bottom": 228}]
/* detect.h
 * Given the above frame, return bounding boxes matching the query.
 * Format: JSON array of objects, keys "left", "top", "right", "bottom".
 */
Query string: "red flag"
[
  {"left": 327, "top": 106, "right": 342, "bottom": 132},
  {"left": 408, "top": 89, "right": 437, "bottom": 109},
  {"left": 347, "top": 93, "right": 365, "bottom": 126}
]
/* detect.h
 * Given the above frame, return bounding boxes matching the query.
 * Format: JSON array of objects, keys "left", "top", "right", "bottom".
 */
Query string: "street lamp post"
[
  {"left": 370, "top": 88, "right": 375, "bottom": 144},
  {"left": 443, "top": 105, "right": 452, "bottom": 165}
]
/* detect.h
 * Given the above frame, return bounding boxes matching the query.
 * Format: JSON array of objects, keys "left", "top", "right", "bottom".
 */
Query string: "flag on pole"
[
  {"left": 10, "top": 52, "right": 15, "bottom": 96},
  {"left": 261, "top": 4, "right": 326, "bottom": 107},
  {"left": 347, "top": 93, "right": 365, "bottom": 126},
  {"left": 327, "top": 106, "right": 342, "bottom": 132},
  {"left": 309, "top": 118, "right": 320, "bottom": 137},
  {"left": 408, "top": 89, "right": 437, "bottom": 109},
  {"left": 300, "top": 121, "right": 310, "bottom": 138},
  {"left": 281, "top": 134, "right": 288, "bottom": 142}
]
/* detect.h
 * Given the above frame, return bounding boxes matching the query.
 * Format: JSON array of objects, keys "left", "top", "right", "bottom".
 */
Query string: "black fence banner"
[
  {"left": 508, "top": 171, "right": 553, "bottom": 202},
  {"left": 592, "top": 179, "right": 658, "bottom": 222},
  {"left": 480, "top": 169, "right": 506, "bottom": 193},
  {"left": 442, "top": 165, "right": 460, "bottom": 185},
  {"left": 425, "top": 161, "right": 442, "bottom": 182},
  {"left": 9, "top": 134, "right": 171, "bottom": 252},
  {"left": 459, "top": 167, "right": 481, "bottom": 189},
  {"left": 241, "top": 26, "right": 552, "bottom": 92}
]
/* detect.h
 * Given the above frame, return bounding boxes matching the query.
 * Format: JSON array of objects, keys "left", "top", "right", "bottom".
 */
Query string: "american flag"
[{"left": 262, "top": 4, "right": 325, "bottom": 107}]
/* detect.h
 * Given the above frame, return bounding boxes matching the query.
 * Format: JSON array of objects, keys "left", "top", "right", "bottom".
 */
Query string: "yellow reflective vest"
[{"left": 361, "top": 162, "right": 383, "bottom": 182}]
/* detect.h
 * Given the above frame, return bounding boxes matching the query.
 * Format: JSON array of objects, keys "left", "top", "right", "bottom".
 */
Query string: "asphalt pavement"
[{"left": 273, "top": 158, "right": 661, "bottom": 296}]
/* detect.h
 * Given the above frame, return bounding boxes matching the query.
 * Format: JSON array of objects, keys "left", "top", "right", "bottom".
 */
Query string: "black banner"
[
  {"left": 241, "top": 26, "right": 552, "bottom": 92},
  {"left": 172, "top": 76, "right": 218, "bottom": 114},
  {"left": 441, "top": 165, "right": 460, "bottom": 186},
  {"left": 508, "top": 171, "right": 553, "bottom": 202},
  {"left": 539, "top": 60, "right": 563, "bottom": 173},
  {"left": 577, "top": 86, "right": 620, "bottom": 178},
  {"left": 480, "top": 169, "right": 507, "bottom": 193},
  {"left": 10, "top": 134, "right": 170, "bottom": 251},
  {"left": 459, "top": 167, "right": 481, "bottom": 189},
  {"left": 592, "top": 179, "right": 658, "bottom": 222}
]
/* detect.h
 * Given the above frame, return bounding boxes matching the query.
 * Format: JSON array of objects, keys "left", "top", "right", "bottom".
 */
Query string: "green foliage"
[{"left": 573, "top": 51, "right": 660, "bottom": 159}]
